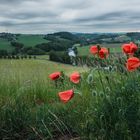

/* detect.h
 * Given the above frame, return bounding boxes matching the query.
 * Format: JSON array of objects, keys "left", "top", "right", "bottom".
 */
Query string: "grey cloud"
[{"left": 0, "top": 0, "right": 140, "bottom": 33}]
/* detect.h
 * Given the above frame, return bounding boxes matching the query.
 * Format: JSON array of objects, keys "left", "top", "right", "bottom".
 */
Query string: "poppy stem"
[
  {"left": 54, "top": 80, "right": 58, "bottom": 88},
  {"left": 97, "top": 70, "right": 106, "bottom": 94}
]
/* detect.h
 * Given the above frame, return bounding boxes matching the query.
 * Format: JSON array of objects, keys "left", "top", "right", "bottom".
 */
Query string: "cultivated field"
[
  {"left": 0, "top": 34, "right": 49, "bottom": 51},
  {"left": 78, "top": 43, "right": 122, "bottom": 56}
]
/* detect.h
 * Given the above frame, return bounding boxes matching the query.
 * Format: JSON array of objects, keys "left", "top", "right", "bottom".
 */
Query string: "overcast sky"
[{"left": 0, "top": 0, "right": 140, "bottom": 34}]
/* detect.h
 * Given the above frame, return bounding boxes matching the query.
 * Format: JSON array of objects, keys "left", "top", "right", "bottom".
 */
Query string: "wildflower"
[
  {"left": 126, "top": 57, "right": 140, "bottom": 71},
  {"left": 90, "top": 45, "right": 109, "bottom": 59},
  {"left": 90, "top": 45, "right": 98, "bottom": 55},
  {"left": 98, "top": 47, "right": 109, "bottom": 59},
  {"left": 122, "top": 42, "right": 138, "bottom": 55},
  {"left": 70, "top": 72, "right": 81, "bottom": 84},
  {"left": 58, "top": 89, "right": 74, "bottom": 103},
  {"left": 49, "top": 72, "right": 61, "bottom": 80}
]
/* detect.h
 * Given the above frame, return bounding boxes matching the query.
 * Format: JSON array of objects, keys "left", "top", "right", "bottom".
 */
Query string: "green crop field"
[
  {"left": 17, "top": 34, "right": 49, "bottom": 47},
  {"left": 78, "top": 43, "right": 122, "bottom": 56},
  {"left": 0, "top": 35, "right": 49, "bottom": 51},
  {"left": 0, "top": 38, "right": 13, "bottom": 51}
]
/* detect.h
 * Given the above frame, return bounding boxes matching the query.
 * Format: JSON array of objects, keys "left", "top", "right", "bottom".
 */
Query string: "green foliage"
[
  {"left": 17, "top": 34, "right": 49, "bottom": 47},
  {"left": 45, "top": 32, "right": 79, "bottom": 43},
  {"left": 84, "top": 72, "right": 140, "bottom": 140},
  {"left": 49, "top": 51, "right": 71, "bottom": 64},
  {"left": 127, "top": 32, "right": 140, "bottom": 41},
  {"left": 26, "top": 47, "right": 46, "bottom": 55},
  {"left": 11, "top": 41, "right": 24, "bottom": 54},
  {"left": 134, "top": 47, "right": 140, "bottom": 58},
  {"left": 0, "top": 58, "right": 140, "bottom": 139},
  {"left": 0, "top": 49, "right": 8, "bottom": 56}
]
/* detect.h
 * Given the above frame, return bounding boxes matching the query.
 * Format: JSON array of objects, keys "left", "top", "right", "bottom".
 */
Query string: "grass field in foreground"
[
  {"left": 0, "top": 59, "right": 88, "bottom": 98},
  {"left": 0, "top": 57, "right": 140, "bottom": 139}
]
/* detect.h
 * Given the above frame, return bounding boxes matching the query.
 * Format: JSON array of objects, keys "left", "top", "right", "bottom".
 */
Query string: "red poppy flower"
[
  {"left": 126, "top": 57, "right": 140, "bottom": 71},
  {"left": 98, "top": 47, "right": 109, "bottom": 59},
  {"left": 49, "top": 72, "right": 61, "bottom": 80},
  {"left": 70, "top": 72, "right": 81, "bottom": 84},
  {"left": 90, "top": 46, "right": 98, "bottom": 55},
  {"left": 58, "top": 89, "right": 74, "bottom": 103},
  {"left": 122, "top": 42, "right": 138, "bottom": 55}
]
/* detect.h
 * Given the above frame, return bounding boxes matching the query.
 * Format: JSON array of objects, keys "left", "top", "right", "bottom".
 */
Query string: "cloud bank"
[{"left": 0, "top": 0, "right": 140, "bottom": 33}]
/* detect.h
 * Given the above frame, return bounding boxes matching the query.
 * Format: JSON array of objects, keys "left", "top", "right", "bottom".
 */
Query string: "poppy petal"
[
  {"left": 126, "top": 57, "right": 140, "bottom": 71},
  {"left": 130, "top": 42, "right": 138, "bottom": 53},
  {"left": 58, "top": 89, "right": 74, "bottom": 103},
  {"left": 99, "top": 47, "right": 109, "bottom": 59},
  {"left": 90, "top": 46, "right": 98, "bottom": 55},
  {"left": 49, "top": 72, "right": 61, "bottom": 80},
  {"left": 122, "top": 42, "right": 138, "bottom": 55},
  {"left": 70, "top": 72, "right": 81, "bottom": 84}
]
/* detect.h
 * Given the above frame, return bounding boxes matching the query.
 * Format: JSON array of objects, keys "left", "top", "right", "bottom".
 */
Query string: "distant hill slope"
[
  {"left": 0, "top": 32, "right": 140, "bottom": 54},
  {"left": 44, "top": 31, "right": 80, "bottom": 43},
  {"left": 0, "top": 33, "right": 49, "bottom": 51},
  {"left": 17, "top": 34, "right": 49, "bottom": 47}
]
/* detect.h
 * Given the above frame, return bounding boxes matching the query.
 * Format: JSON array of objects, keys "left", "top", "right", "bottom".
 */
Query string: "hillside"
[{"left": 0, "top": 32, "right": 140, "bottom": 55}]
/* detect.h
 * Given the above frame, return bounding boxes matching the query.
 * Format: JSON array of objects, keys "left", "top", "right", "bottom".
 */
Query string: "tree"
[
  {"left": 11, "top": 41, "right": 24, "bottom": 54},
  {"left": 0, "top": 50, "right": 8, "bottom": 56}
]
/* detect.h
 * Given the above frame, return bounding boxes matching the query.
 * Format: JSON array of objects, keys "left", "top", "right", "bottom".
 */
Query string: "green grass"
[
  {"left": 0, "top": 38, "right": 13, "bottom": 51},
  {"left": 0, "top": 59, "right": 89, "bottom": 139},
  {"left": 0, "top": 35, "right": 49, "bottom": 51},
  {"left": 0, "top": 57, "right": 140, "bottom": 139},
  {"left": 78, "top": 43, "right": 122, "bottom": 56},
  {"left": 17, "top": 34, "right": 49, "bottom": 47}
]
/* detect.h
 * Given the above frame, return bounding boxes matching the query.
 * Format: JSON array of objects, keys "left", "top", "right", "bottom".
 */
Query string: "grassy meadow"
[
  {"left": 0, "top": 37, "right": 140, "bottom": 139},
  {"left": 0, "top": 55, "right": 140, "bottom": 139},
  {"left": 17, "top": 35, "right": 49, "bottom": 47},
  {"left": 78, "top": 43, "right": 122, "bottom": 56},
  {"left": 0, "top": 38, "right": 13, "bottom": 51},
  {"left": 0, "top": 35, "right": 49, "bottom": 51}
]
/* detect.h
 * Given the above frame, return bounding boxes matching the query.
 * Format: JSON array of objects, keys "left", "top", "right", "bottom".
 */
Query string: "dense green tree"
[{"left": 0, "top": 50, "right": 8, "bottom": 56}]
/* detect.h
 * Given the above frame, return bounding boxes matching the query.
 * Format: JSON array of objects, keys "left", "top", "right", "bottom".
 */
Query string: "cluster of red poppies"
[
  {"left": 90, "top": 45, "right": 109, "bottom": 59},
  {"left": 90, "top": 42, "right": 140, "bottom": 71},
  {"left": 49, "top": 42, "right": 140, "bottom": 103},
  {"left": 49, "top": 72, "right": 81, "bottom": 103},
  {"left": 122, "top": 42, "right": 140, "bottom": 71}
]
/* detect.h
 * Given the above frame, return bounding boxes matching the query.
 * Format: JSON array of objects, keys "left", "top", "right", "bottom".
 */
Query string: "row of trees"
[
  {"left": 49, "top": 51, "right": 71, "bottom": 64},
  {"left": 0, "top": 55, "right": 36, "bottom": 59}
]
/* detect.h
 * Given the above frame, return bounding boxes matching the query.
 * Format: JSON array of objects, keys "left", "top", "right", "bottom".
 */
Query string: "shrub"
[
  {"left": 33, "top": 56, "right": 36, "bottom": 59},
  {"left": 0, "top": 50, "right": 8, "bottom": 56},
  {"left": 12, "top": 55, "right": 16, "bottom": 59},
  {"left": 28, "top": 55, "right": 32, "bottom": 59},
  {"left": 27, "top": 47, "right": 46, "bottom": 55},
  {"left": 23, "top": 55, "right": 27, "bottom": 59},
  {"left": 15, "top": 55, "right": 20, "bottom": 59},
  {"left": 49, "top": 51, "right": 71, "bottom": 64}
]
